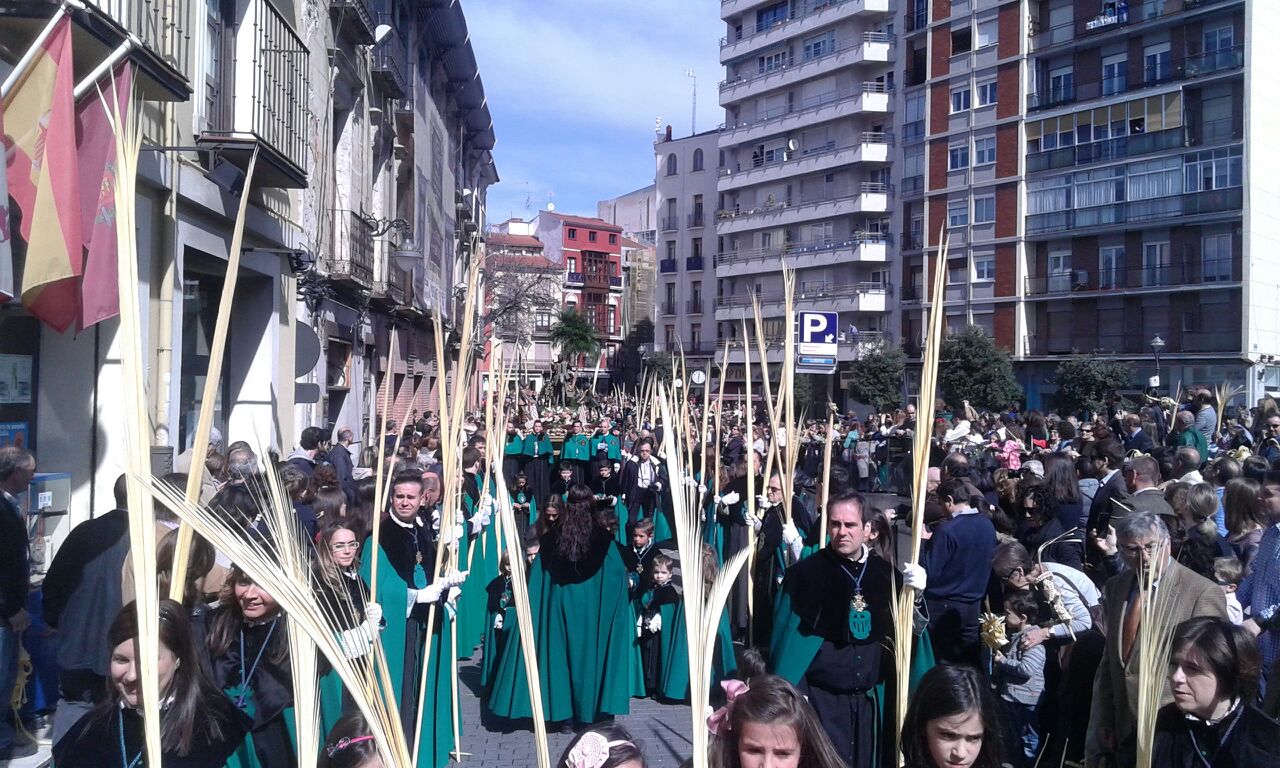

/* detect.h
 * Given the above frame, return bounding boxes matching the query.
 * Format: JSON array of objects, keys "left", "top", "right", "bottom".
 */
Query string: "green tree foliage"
[
  {"left": 1050, "top": 354, "right": 1134, "bottom": 416},
  {"left": 938, "top": 326, "right": 1022, "bottom": 410},
  {"left": 846, "top": 340, "right": 906, "bottom": 411},
  {"left": 550, "top": 308, "right": 599, "bottom": 365}
]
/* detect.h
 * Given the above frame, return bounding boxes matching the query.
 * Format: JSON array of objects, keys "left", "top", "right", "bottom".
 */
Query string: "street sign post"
[{"left": 796, "top": 311, "right": 838, "bottom": 374}]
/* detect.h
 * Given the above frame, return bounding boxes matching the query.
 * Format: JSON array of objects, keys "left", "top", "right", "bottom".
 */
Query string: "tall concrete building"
[
  {"left": 654, "top": 127, "right": 721, "bottom": 360},
  {"left": 899, "top": 0, "right": 1276, "bottom": 407},
  {"left": 715, "top": 0, "right": 898, "bottom": 387}
]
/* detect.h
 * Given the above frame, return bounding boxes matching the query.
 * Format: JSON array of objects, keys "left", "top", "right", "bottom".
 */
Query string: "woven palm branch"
[
  {"left": 1135, "top": 550, "right": 1182, "bottom": 768},
  {"left": 894, "top": 228, "right": 950, "bottom": 761}
]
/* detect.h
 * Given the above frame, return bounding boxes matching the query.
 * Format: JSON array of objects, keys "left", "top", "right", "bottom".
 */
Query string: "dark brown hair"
[
  {"left": 902, "top": 664, "right": 1003, "bottom": 768},
  {"left": 1171, "top": 616, "right": 1262, "bottom": 704},
  {"left": 707, "top": 675, "right": 846, "bottom": 768}
]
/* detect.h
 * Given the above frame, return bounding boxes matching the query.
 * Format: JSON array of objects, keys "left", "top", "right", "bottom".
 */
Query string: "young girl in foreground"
[
  {"left": 707, "top": 674, "right": 845, "bottom": 768},
  {"left": 902, "top": 664, "right": 1003, "bottom": 768}
]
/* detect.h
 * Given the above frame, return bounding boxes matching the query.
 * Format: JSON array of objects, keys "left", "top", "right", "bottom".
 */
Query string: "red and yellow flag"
[
  {"left": 2, "top": 15, "right": 83, "bottom": 333},
  {"left": 76, "top": 63, "right": 132, "bottom": 330}
]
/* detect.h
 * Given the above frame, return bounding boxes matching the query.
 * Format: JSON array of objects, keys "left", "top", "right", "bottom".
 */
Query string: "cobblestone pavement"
[{"left": 453, "top": 654, "right": 694, "bottom": 767}]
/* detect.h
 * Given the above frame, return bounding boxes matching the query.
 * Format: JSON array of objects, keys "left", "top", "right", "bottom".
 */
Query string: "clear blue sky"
[{"left": 468, "top": 0, "right": 726, "bottom": 224}]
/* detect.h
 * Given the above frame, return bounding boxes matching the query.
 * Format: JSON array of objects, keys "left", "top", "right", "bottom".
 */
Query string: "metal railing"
[
  {"left": 686, "top": 299, "right": 704, "bottom": 314},
  {"left": 329, "top": 210, "right": 374, "bottom": 285},
  {"left": 609, "top": 276, "right": 624, "bottom": 289},
  {"left": 330, "top": 0, "right": 377, "bottom": 43},
  {"left": 719, "top": 32, "right": 895, "bottom": 91},
  {"left": 659, "top": 259, "right": 678, "bottom": 274},
  {"left": 565, "top": 271, "right": 585, "bottom": 285},
  {"left": 1030, "top": 0, "right": 1237, "bottom": 50},
  {"left": 720, "top": 0, "right": 858, "bottom": 48},
  {"left": 686, "top": 255, "right": 705, "bottom": 271},
  {"left": 89, "top": 0, "right": 191, "bottom": 80},
  {"left": 661, "top": 216, "right": 680, "bottom": 232},
  {"left": 661, "top": 301, "right": 678, "bottom": 316},
  {"left": 901, "top": 175, "right": 924, "bottom": 197},
  {"left": 687, "top": 212, "right": 705, "bottom": 227},
  {"left": 902, "top": 119, "right": 925, "bottom": 144},
  {"left": 717, "top": 281, "right": 888, "bottom": 307},
  {"left": 714, "top": 234, "right": 888, "bottom": 267},
  {"left": 717, "top": 183, "right": 891, "bottom": 221},
  {"left": 243, "top": 0, "right": 309, "bottom": 177},
  {"left": 1024, "top": 261, "right": 1239, "bottom": 296},
  {"left": 372, "top": 22, "right": 408, "bottom": 98},
  {"left": 1028, "top": 119, "right": 1241, "bottom": 173},
  {"left": 1026, "top": 188, "right": 1243, "bottom": 236},
  {"left": 720, "top": 82, "right": 887, "bottom": 132},
  {"left": 718, "top": 133, "right": 893, "bottom": 177},
  {"left": 1028, "top": 46, "right": 1243, "bottom": 111}
]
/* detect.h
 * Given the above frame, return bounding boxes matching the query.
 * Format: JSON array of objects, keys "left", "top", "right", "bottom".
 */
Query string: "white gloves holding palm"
[{"left": 900, "top": 562, "right": 928, "bottom": 591}]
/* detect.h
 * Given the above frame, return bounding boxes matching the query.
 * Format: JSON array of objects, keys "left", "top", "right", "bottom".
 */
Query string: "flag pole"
[
  {"left": 73, "top": 37, "right": 137, "bottom": 101},
  {"left": 0, "top": 0, "right": 85, "bottom": 100}
]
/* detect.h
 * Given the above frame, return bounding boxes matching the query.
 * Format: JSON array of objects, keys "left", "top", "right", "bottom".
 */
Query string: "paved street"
[{"left": 454, "top": 655, "right": 694, "bottom": 767}]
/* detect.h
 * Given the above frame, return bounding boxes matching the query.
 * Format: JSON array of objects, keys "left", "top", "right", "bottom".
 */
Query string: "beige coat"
[{"left": 1086, "top": 559, "right": 1227, "bottom": 764}]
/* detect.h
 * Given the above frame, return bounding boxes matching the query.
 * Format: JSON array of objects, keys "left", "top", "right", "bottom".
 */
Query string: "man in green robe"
[{"left": 562, "top": 420, "right": 592, "bottom": 484}]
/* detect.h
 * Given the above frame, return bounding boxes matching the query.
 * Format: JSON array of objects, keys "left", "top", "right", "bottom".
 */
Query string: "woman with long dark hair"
[
  {"left": 902, "top": 664, "right": 1003, "bottom": 768},
  {"left": 487, "top": 484, "right": 642, "bottom": 724},
  {"left": 1040, "top": 452, "right": 1085, "bottom": 531},
  {"left": 53, "top": 599, "right": 247, "bottom": 767},
  {"left": 206, "top": 566, "right": 295, "bottom": 768}
]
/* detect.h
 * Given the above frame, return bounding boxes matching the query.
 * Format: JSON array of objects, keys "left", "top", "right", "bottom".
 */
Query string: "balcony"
[
  {"left": 716, "top": 183, "right": 890, "bottom": 234},
  {"left": 716, "top": 282, "right": 889, "bottom": 319},
  {"left": 565, "top": 271, "right": 585, "bottom": 287},
  {"left": 713, "top": 234, "right": 888, "bottom": 275},
  {"left": 584, "top": 268, "right": 612, "bottom": 289},
  {"left": 1027, "top": 328, "right": 1240, "bottom": 357},
  {"left": 330, "top": 0, "right": 377, "bottom": 44},
  {"left": 661, "top": 216, "right": 680, "bottom": 232},
  {"left": 328, "top": 210, "right": 374, "bottom": 287},
  {"left": 687, "top": 255, "right": 705, "bottom": 271},
  {"left": 1030, "top": 0, "right": 1239, "bottom": 53},
  {"left": 1027, "top": 125, "right": 1187, "bottom": 173},
  {"left": 592, "top": 319, "right": 620, "bottom": 338},
  {"left": 1027, "top": 46, "right": 1243, "bottom": 112},
  {"left": 902, "top": 119, "right": 925, "bottom": 144},
  {"left": 372, "top": 24, "right": 408, "bottom": 98},
  {"left": 609, "top": 275, "right": 624, "bottom": 291},
  {"left": 717, "top": 133, "right": 891, "bottom": 191},
  {"left": 686, "top": 299, "right": 704, "bottom": 314},
  {"left": 719, "top": 83, "right": 890, "bottom": 145},
  {"left": 687, "top": 212, "right": 706, "bottom": 228},
  {"left": 661, "top": 301, "right": 678, "bottom": 316},
  {"left": 197, "top": 0, "right": 309, "bottom": 188},
  {"left": 901, "top": 175, "right": 923, "bottom": 198},
  {"left": 660, "top": 259, "right": 678, "bottom": 274},
  {"left": 719, "top": 32, "right": 894, "bottom": 102},
  {"left": 720, "top": 0, "right": 889, "bottom": 60},
  {"left": 1026, "top": 188, "right": 1242, "bottom": 237},
  {"left": 1024, "top": 262, "right": 1240, "bottom": 297}
]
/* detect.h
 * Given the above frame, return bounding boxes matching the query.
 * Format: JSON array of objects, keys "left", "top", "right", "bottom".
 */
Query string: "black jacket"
[
  {"left": 1123, "top": 429, "right": 1155, "bottom": 454},
  {"left": 1087, "top": 470, "right": 1128, "bottom": 533},
  {"left": 1151, "top": 702, "right": 1280, "bottom": 768},
  {"left": 0, "top": 492, "right": 28, "bottom": 621},
  {"left": 328, "top": 443, "right": 357, "bottom": 504}
]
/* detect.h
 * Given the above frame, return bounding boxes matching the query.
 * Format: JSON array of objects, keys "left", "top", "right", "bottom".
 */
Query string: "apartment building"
[
  {"left": 0, "top": 0, "right": 495, "bottom": 530},
  {"left": 597, "top": 184, "right": 658, "bottom": 334},
  {"left": 654, "top": 127, "right": 721, "bottom": 360},
  {"left": 900, "top": 0, "right": 1278, "bottom": 407},
  {"left": 715, "top": 0, "right": 898, "bottom": 388}
]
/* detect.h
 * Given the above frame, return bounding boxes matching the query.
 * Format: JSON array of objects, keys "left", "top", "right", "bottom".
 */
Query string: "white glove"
[
  {"left": 647, "top": 614, "right": 662, "bottom": 633},
  {"left": 782, "top": 520, "right": 802, "bottom": 546},
  {"left": 338, "top": 623, "right": 375, "bottom": 659},
  {"left": 683, "top": 475, "right": 699, "bottom": 488},
  {"left": 749, "top": 513, "right": 763, "bottom": 533},
  {"left": 493, "top": 613, "right": 504, "bottom": 630},
  {"left": 900, "top": 562, "right": 928, "bottom": 592},
  {"left": 452, "top": 523, "right": 465, "bottom": 542},
  {"left": 636, "top": 615, "right": 643, "bottom": 637},
  {"left": 481, "top": 493, "right": 496, "bottom": 514},
  {"left": 720, "top": 490, "right": 741, "bottom": 506},
  {"left": 756, "top": 495, "right": 768, "bottom": 512},
  {"left": 469, "top": 514, "right": 483, "bottom": 535},
  {"left": 364, "top": 602, "right": 383, "bottom": 628},
  {"left": 417, "top": 582, "right": 446, "bottom": 604},
  {"left": 697, "top": 484, "right": 707, "bottom": 495},
  {"left": 456, "top": 507, "right": 469, "bottom": 525}
]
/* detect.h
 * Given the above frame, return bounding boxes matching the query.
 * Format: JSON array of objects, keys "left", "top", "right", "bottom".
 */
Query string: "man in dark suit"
[
  {"left": 1086, "top": 512, "right": 1227, "bottom": 766},
  {"left": 329, "top": 426, "right": 358, "bottom": 505},
  {"left": 1086, "top": 438, "right": 1127, "bottom": 535},
  {"left": 0, "top": 447, "right": 36, "bottom": 760},
  {"left": 1117, "top": 456, "right": 1175, "bottom": 519},
  {"left": 1121, "top": 414, "right": 1154, "bottom": 454}
]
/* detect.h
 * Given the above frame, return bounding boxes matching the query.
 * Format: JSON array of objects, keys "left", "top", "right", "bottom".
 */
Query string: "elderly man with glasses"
[{"left": 1086, "top": 512, "right": 1228, "bottom": 768}]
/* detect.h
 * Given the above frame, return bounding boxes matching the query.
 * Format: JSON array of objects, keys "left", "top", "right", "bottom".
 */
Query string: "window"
[
  {"left": 1202, "top": 233, "right": 1232, "bottom": 282},
  {"left": 607, "top": 305, "right": 616, "bottom": 331},
  {"left": 1204, "top": 26, "right": 1235, "bottom": 69},
  {"left": 1184, "top": 147, "right": 1243, "bottom": 192},
  {"left": 1099, "top": 246, "right": 1123, "bottom": 289},
  {"left": 758, "top": 49, "right": 787, "bottom": 74},
  {"left": 692, "top": 148, "right": 704, "bottom": 172},
  {"left": 567, "top": 256, "right": 577, "bottom": 271},
  {"left": 1074, "top": 166, "right": 1124, "bottom": 208},
  {"left": 974, "top": 255, "right": 995, "bottom": 281},
  {"left": 1143, "top": 241, "right": 1171, "bottom": 286},
  {"left": 756, "top": 2, "right": 788, "bottom": 33},
  {"left": 951, "top": 87, "right": 971, "bottom": 113},
  {"left": 664, "top": 325, "right": 675, "bottom": 346},
  {"left": 1102, "top": 53, "right": 1127, "bottom": 96},
  {"left": 608, "top": 233, "right": 617, "bottom": 245},
  {"left": 973, "top": 196, "right": 995, "bottom": 224},
  {"left": 1049, "top": 66, "right": 1074, "bottom": 104},
  {"left": 665, "top": 153, "right": 677, "bottom": 175},
  {"left": 567, "top": 228, "right": 577, "bottom": 240},
  {"left": 948, "top": 199, "right": 969, "bottom": 227},
  {"left": 973, "top": 136, "right": 996, "bottom": 166},
  {"left": 1129, "top": 157, "right": 1182, "bottom": 200},
  {"left": 535, "top": 312, "right": 551, "bottom": 330},
  {"left": 975, "top": 19, "right": 997, "bottom": 49},
  {"left": 691, "top": 281, "right": 702, "bottom": 305},
  {"left": 949, "top": 144, "right": 970, "bottom": 170},
  {"left": 588, "top": 231, "right": 598, "bottom": 243},
  {"left": 666, "top": 241, "right": 676, "bottom": 259},
  {"left": 951, "top": 26, "right": 972, "bottom": 55},
  {"left": 692, "top": 238, "right": 703, "bottom": 259},
  {"left": 1028, "top": 175, "right": 1071, "bottom": 214},
  {"left": 802, "top": 32, "right": 834, "bottom": 61},
  {"left": 1144, "top": 42, "right": 1172, "bottom": 83},
  {"left": 1048, "top": 252, "right": 1072, "bottom": 292},
  {"left": 976, "top": 81, "right": 998, "bottom": 107}
]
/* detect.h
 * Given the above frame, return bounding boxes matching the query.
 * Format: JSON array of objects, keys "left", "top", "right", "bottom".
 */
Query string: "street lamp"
[{"left": 1150, "top": 335, "right": 1166, "bottom": 392}]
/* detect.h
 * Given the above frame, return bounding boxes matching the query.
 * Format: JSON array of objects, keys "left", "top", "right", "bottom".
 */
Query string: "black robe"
[
  {"left": 782, "top": 548, "right": 898, "bottom": 767},
  {"left": 53, "top": 700, "right": 248, "bottom": 768},
  {"left": 1151, "top": 702, "right": 1280, "bottom": 768},
  {"left": 206, "top": 611, "right": 294, "bottom": 768}
]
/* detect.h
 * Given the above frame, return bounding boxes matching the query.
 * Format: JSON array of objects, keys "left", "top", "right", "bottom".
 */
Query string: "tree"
[
  {"left": 938, "top": 325, "right": 1022, "bottom": 411},
  {"left": 846, "top": 340, "right": 906, "bottom": 411},
  {"left": 1050, "top": 353, "right": 1134, "bottom": 416},
  {"left": 549, "top": 308, "right": 599, "bottom": 366},
  {"left": 480, "top": 256, "right": 562, "bottom": 346}
]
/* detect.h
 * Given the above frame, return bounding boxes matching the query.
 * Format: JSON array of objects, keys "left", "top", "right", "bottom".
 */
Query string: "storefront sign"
[{"left": 0, "top": 421, "right": 29, "bottom": 447}]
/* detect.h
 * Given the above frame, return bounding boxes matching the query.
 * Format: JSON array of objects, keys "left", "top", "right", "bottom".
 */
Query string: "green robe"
[
  {"left": 359, "top": 543, "right": 456, "bottom": 768},
  {"left": 563, "top": 433, "right": 592, "bottom": 463},
  {"left": 652, "top": 598, "right": 737, "bottom": 702},
  {"left": 486, "top": 530, "right": 643, "bottom": 723}
]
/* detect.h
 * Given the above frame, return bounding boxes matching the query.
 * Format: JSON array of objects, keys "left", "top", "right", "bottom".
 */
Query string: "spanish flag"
[{"left": 3, "top": 15, "right": 83, "bottom": 333}]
